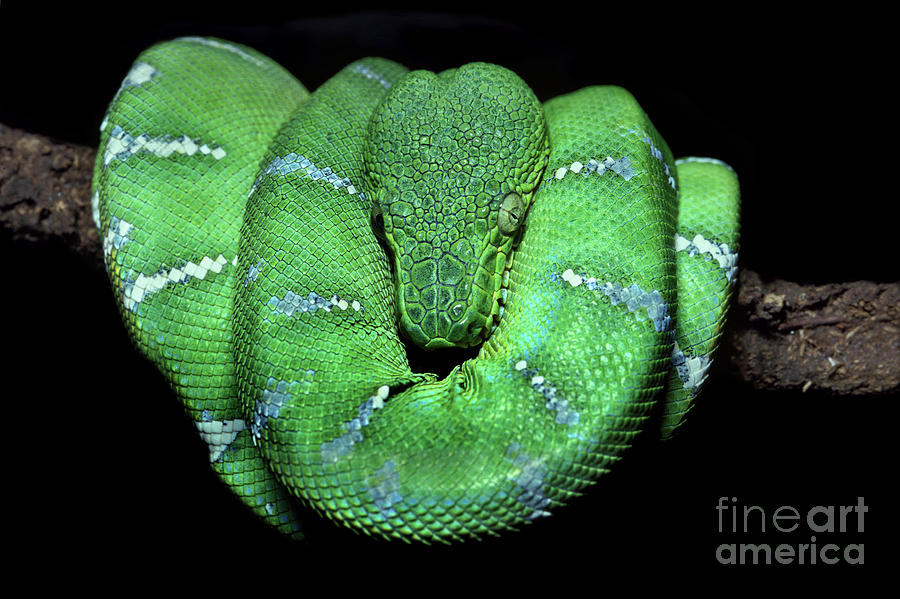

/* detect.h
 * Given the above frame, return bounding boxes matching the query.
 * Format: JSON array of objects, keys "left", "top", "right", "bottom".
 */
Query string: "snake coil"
[{"left": 93, "top": 37, "right": 739, "bottom": 543}]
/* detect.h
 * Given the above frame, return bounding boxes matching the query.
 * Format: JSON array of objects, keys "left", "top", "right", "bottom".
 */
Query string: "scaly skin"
[
  {"left": 366, "top": 63, "right": 548, "bottom": 349},
  {"left": 93, "top": 37, "right": 740, "bottom": 543}
]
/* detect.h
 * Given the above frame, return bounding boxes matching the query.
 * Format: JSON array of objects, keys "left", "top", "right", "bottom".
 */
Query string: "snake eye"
[{"left": 498, "top": 192, "right": 524, "bottom": 236}]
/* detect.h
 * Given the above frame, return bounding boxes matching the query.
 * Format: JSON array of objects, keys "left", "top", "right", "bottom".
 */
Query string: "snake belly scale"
[{"left": 93, "top": 37, "right": 740, "bottom": 543}]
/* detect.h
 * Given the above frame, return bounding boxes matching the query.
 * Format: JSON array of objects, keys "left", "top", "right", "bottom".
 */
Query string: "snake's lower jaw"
[
  {"left": 396, "top": 284, "right": 495, "bottom": 350},
  {"left": 421, "top": 336, "right": 458, "bottom": 350},
  {"left": 405, "top": 316, "right": 487, "bottom": 350},
  {"left": 395, "top": 311, "right": 459, "bottom": 349}
]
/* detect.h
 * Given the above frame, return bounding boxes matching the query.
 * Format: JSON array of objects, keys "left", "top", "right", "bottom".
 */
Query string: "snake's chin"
[{"left": 410, "top": 259, "right": 512, "bottom": 353}]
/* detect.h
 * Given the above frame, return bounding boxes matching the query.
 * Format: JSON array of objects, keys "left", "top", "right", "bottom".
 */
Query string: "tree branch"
[
  {"left": 724, "top": 270, "right": 897, "bottom": 395},
  {"left": 3, "top": 124, "right": 897, "bottom": 395},
  {"left": 0, "top": 124, "right": 99, "bottom": 260}
]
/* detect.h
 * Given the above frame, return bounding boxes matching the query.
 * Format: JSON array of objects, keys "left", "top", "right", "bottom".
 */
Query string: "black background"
[{"left": 2, "top": 2, "right": 894, "bottom": 588}]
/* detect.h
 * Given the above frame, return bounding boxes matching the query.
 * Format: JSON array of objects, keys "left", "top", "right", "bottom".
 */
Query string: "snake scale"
[{"left": 92, "top": 37, "right": 740, "bottom": 543}]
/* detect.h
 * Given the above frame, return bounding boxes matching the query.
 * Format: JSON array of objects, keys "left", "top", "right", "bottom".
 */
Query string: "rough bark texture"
[
  {"left": 0, "top": 124, "right": 100, "bottom": 261},
  {"left": 724, "top": 271, "right": 898, "bottom": 395},
  {"left": 3, "top": 123, "right": 898, "bottom": 395}
]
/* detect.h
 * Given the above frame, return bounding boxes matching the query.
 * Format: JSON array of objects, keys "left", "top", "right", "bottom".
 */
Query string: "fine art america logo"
[{"left": 715, "top": 497, "right": 866, "bottom": 565}]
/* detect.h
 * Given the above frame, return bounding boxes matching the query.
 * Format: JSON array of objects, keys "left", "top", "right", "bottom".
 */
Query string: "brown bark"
[
  {"left": 724, "top": 270, "right": 898, "bottom": 395},
  {"left": 3, "top": 124, "right": 897, "bottom": 395},
  {"left": 0, "top": 124, "right": 100, "bottom": 261}
]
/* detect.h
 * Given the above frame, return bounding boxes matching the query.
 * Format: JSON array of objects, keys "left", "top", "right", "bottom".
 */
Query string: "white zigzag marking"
[
  {"left": 91, "top": 191, "right": 101, "bottom": 230},
  {"left": 101, "top": 216, "right": 133, "bottom": 268},
  {"left": 123, "top": 253, "right": 231, "bottom": 311},
  {"left": 195, "top": 419, "right": 246, "bottom": 462},
  {"left": 674, "top": 233, "right": 738, "bottom": 283},
  {"left": 104, "top": 125, "right": 226, "bottom": 166},
  {"left": 552, "top": 156, "right": 634, "bottom": 182},
  {"left": 100, "top": 61, "right": 160, "bottom": 133},
  {"left": 671, "top": 341, "right": 711, "bottom": 391}
]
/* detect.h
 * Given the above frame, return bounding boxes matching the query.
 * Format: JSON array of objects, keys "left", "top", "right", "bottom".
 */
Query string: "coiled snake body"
[{"left": 93, "top": 37, "right": 740, "bottom": 543}]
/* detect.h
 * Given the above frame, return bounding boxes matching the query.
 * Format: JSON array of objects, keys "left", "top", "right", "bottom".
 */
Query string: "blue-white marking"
[
  {"left": 558, "top": 269, "right": 672, "bottom": 333},
  {"left": 505, "top": 443, "right": 551, "bottom": 519},
  {"left": 249, "top": 152, "right": 367, "bottom": 201},
  {"left": 244, "top": 258, "right": 264, "bottom": 287},
  {"left": 250, "top": 378, "right": 296, "bottom": 444},
  {"left": 350, "top": 62, "right": 393, "bottom": 89},
  {"left": 176, "top": 37, "right": 266, "bottom": 68},
  {"left": 320, "top": 385, "right": 389, "bottom": 463},
  {"left": 268, "top": 290, "right": 362, "bottom": 317},
  {"left": 626, "top": 128, "right": 677, "bottom": 190},
  {"left": 513, "top": 359, "right": 579, "bottom": 427},
  {"left": 122, "top": 61, "right": 158, "bottom": 87},
  {"left": 367, "top": 459, "right": 402, "bottom": 519}
]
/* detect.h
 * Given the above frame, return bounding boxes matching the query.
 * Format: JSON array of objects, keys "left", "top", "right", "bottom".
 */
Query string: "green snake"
[{"left": 92, "top": 37, "right": 740, "bottom": 543}]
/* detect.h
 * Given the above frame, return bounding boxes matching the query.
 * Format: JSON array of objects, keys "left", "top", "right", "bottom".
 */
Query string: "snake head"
[{"left": 366, "top": 62, "right": 549, "bottom": 349}]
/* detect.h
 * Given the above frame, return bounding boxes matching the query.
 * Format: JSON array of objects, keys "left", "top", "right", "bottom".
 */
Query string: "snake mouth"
[
  {"left": 495, "top": 263, "right": 513, "bottom": 332},
  {"left": 480, "top": 252, "right": 514, "bottom": 343}
]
